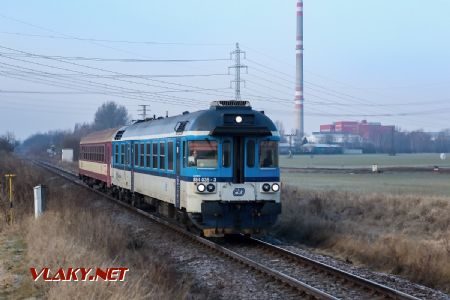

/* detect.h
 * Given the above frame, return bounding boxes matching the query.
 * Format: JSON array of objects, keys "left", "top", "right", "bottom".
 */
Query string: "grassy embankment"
[
  {"left": 275, "top": 186, "right": 450, "bottom": 293},
  {"left": 0, "top": 154, "right": 193, "bottom": 299}
]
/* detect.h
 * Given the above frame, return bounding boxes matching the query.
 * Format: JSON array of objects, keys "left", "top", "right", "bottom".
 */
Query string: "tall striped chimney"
[{"left": 295, "top": 0, "right": 304, "bottom": 140}]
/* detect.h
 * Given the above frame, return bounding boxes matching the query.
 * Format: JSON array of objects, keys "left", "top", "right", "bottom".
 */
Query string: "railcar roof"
[
  {"left": 80, "top": 127, "right": 119, "bottom": 144},
  {"left": 118, "top": 106, "right": 277, "bottom": 140}
]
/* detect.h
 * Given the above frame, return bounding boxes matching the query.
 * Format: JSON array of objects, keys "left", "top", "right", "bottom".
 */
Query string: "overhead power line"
[
  {"left": 0, "top": 52, "right": 230, "bottom": 62},
  {"left": 0, "top": 70, "right": 229, "bottom": 78},
  {"left": 0, "top": 31, "right": 232, "bottom": 46},
  {"left": 0, "top": 46, "right": 235, "bottom": 101}
]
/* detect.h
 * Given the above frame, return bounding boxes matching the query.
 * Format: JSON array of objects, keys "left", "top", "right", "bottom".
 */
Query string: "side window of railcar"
[
  {"left": 126, "top": 144, "right": 130, "bottom": 164},
  {"left": 160, "top": 142, "right": 166, "bottom": 170},
  {"left": 121, "top": 144, "right": 125, "bottom": 164},
  {"left": 140, "top": 144, "right": 145, "bottom": 167},
  {"left": 134, "top": 144, "right": 139, "bottom": 166},
  {"left": 167, "top": 141, "right": 174, "bottom": 171},
  {"left": 146, "top": 143, "right": 151, "bottom": 168},
  {"left": 222, "top": 141, "right": 231, "bottom": 167},
  {"left": 187, "top": 141, "right": 218, "bottom": 168},
  {"left": 247, "top": 140, "right": 255, "bottom": 167},
  {"left": 259, "top": 141, "right": 279, "bottom": 168},
  {"left": 152, "top": 142, "right": 158, "bottom": 168},
  {"left": 115, "top": 145, "right": 119, "bottom": 164}
]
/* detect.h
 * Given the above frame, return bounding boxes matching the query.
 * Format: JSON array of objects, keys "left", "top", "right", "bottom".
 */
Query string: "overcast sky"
[{"left": 1, "top": 0, "right": 450, "bottom": 139}]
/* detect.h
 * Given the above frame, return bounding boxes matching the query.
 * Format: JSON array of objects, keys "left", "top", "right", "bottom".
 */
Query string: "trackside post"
[
  {"left": 34, "top": 185, "right": 47, "bottom": 219},
  {"left": 5, "top": 174, "right": 16, "bottom": 224}
]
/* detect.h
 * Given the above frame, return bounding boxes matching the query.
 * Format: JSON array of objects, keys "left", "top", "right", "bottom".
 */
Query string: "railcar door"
[
  {"left": 175, "top": 139, "right": 181, "bottom": 209},
  {"left": 130, "top": 142, "right": 136, "bottom": 193},
  {"left": 123, "top": 142, "right": 133, "bottom": 191},
  {"left": 232, "top": 137, "right": 245, "bottom": 183},
  {"left": 244, "top": 138, "right": 257, "bottom": 181}
]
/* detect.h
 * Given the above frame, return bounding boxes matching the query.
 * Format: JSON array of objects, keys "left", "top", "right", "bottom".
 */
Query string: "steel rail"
[{"left": 250, "top": 238, "right": 421, "bottom": 300}]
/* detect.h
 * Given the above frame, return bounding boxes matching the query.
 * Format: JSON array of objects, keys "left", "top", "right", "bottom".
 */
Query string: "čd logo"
[{"left": 233, "top": 188, "right": 245, "bottom": 197}]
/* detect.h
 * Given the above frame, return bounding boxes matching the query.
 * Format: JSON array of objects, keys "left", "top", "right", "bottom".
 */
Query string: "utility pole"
[
  {"left": 229, "top": 43, "right": 248, "bottom": 100},
  {"left": 138, "top": 105, "right": 150, "bottom": 120},
  {"left": 5, "top": 174, "right": 15, "bottom": 224},
  {"left": 285, "top": 133, "right": 296, "bottom": 157},
  {"left": 390, "top": 126, "right": 396, "bottom": 156}
]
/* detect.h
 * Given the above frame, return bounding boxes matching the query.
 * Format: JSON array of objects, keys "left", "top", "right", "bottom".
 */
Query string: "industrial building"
[{"left": 318, "top": 120, "right": 395, "bottom": 147}]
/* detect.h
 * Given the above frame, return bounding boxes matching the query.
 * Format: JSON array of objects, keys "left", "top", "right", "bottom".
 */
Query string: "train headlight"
[
  {"left": 197, "top": 184, "right": 206, "bottom": 192},
  {"left": 235, "top": 115, "right": 243, "bottom": 123},
  {"left": 206, "top": 184, "right": 215, "bottom": 192},
  {"left": 271, "top": 183, "right": 280, "bottom": 192},
  {"left": 262, "top": 183, "right": 271, "bottom": 192}
]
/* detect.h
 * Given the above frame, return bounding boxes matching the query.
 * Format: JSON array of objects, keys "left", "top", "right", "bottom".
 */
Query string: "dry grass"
[
  {"left": 275, "top": 186, "right": 450, "bottom": 292},
  {"left": 0, "top": 153, "right": 45, "bottom": 228},
  {"left": 0, "top": 154, "right": 197, "bottom": 299},
  {"left": 25, "top": 189, "right": 191, "bottom": 300}
]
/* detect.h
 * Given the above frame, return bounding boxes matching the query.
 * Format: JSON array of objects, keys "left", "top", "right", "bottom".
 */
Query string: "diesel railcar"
[{"left": 79, "top": 101, "right": 281, "bottom": 237}]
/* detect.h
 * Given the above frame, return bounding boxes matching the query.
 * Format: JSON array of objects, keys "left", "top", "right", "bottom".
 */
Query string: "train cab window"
[
  {"left": 247, "top": 140, "right": 255, "bottom": 167},
  {"left": 159, "top": 142, "right": 166, "bottom": 170},
  {"left": 152, "top": 143, "right": 158, "bottom": 168},
  {"left": 187, "top": 141, "right": 218, "bottom": 168},
  {"left": 115, "top": 145, "right": 119, "bottom": 164},
  {"left": 146, "top": 143, "right": 151, "bottom": 168},
  {"left": 140, "top": 144, "right": 145, "bottom": 167},
  {"left": 120, "top": 144, "right": 125, "bottom": 164},
  {"left": 222, "top": 141, "right": 231, "bottom": 167},
  {"left": 167, "top": 141, "right": 174, "bottom": 171},
  {"left": 259, "top": 141, "right": 279, "bottom": 168}
]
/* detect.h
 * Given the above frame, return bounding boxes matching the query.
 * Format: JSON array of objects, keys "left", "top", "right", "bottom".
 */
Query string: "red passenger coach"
[{"left": 79, "top": 128, "right": 118, "bottom": 188}]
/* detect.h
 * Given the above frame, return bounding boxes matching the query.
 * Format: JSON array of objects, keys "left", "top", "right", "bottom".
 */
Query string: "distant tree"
[
  {"left": 409, "top": 130, "right": 432, "bottom": 153},
  {"left": 434, "top": 129, "right": 450, "bottom": 153},
  {"left": 0, "top": 132, "right": 18, "bottom": 153},
  {"left": 93, "top": 102, "right": 129, "bottom": 130}
]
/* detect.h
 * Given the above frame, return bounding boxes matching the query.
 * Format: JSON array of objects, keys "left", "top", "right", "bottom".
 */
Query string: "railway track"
[{"left": 34, "top": 160, "right": 423, "bottom": 300}]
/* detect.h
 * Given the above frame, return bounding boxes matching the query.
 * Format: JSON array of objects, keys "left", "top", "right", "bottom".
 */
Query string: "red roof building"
[{"left": 319, "top": 120, "right": 394, "bottom": 146}]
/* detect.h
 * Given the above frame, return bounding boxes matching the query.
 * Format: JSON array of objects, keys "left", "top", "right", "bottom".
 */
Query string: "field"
[
  {"left": 280, "top": 153, "right": 450, "bottom": 169},
  {"left": 281, "top": 153, "right": 450, "bottom": 196},
  {"left": 282, "top": 172, "right": 450, "bottom": 196}
]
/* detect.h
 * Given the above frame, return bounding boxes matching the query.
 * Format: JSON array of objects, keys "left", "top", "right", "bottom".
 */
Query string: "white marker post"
[{"left": 33, "top": 185, "right": 46, "bottom": 219}]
